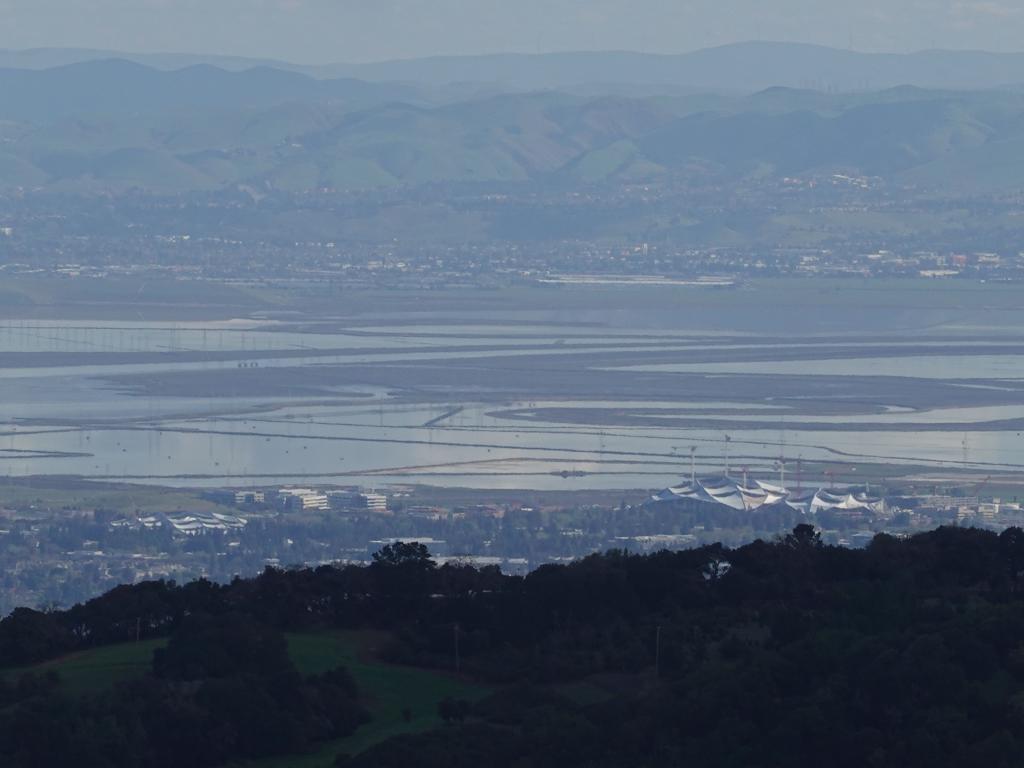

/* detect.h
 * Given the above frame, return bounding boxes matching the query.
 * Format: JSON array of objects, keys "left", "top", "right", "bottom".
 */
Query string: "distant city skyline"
[{"left": 0, "top": 0, "right": 1023, "bottom": 65}]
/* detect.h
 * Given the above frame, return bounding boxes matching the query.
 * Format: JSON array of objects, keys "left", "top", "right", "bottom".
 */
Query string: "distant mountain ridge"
[
  {"left": 5, "top": 42, "right": 1024, "bottom": 91},
  {"left": 337, "top": 43, "right": 1024, "bottom": 91},
  {"left": 3, "top": 56, "right": 1024, "bottom": 197},
  {"left": 0, "top": 59, "right": 422, "bottom": 121},
  {"left": 0, "top": 47, "right": 294, "bottom": 74}
]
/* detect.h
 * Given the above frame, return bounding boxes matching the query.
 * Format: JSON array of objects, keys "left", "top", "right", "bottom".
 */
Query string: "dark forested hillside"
[{"left": 4, "top": 529, "right": 1024, "bottom": 767}]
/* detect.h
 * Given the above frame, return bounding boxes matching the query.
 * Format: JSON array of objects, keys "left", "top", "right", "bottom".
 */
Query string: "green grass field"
[
  {"left": 249, "top": 631, "right": 491, "bottom": 768},
  {"left": 1, "top": 638, "right": 167, "bottom": 697},
  {"left": 0, "top": 481, "right": 234, "bottom": 515},
  {"left": 3, "top": 630, "right": 490, "bottom": 767}
]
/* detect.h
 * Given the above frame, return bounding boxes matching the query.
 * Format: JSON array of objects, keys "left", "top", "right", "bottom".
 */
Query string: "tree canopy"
[{"left": 3, "top": 530, "right": 1024, "bottom": 767}]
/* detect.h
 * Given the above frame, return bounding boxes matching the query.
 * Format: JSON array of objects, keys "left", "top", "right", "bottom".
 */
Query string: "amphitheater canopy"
[{"left": 652, "top": 477, "right": 884, "bottom": 515}]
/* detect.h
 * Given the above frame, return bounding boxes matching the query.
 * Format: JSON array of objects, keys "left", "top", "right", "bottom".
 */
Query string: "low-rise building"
[
  {"left": 279, "top": 488, "right": 330, "bottom": 511},
  {"left": 361, "top": 493, "right": 388, "bottom": 514}
]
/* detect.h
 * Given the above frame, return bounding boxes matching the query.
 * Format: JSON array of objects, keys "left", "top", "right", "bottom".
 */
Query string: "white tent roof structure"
[
  {"left": 652, "top": 476, "right": 793, "bottom": 512},
  {"left": 792, "top": 489, "right": 885, "bottom": 515},
  {"left": 652, "top": 477, "right": 885, "bottom": 515}
]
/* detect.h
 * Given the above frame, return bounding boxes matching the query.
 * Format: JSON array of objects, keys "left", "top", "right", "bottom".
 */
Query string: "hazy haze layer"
[{"left": 2, "top": 0, "right": 1024, "bottom": 64}]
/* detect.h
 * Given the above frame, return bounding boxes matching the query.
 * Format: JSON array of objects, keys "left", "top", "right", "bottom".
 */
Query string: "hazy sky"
[{"left": 1, "top": 0, "right": 1023, "bottom": 63}]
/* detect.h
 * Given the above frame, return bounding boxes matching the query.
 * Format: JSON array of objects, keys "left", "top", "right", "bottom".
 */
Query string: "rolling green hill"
[
  {"left": 4, "top": 61, "right": 1024, "bottom": 195},
  {"left": 6, "top": 530, "right": 1024, "bottom": 768},
  {"left": 4, "top": 630, "right": 489, "bottom": 768},
  {"left": 1, "top": 638, "right": 167, "bottom": 697}
]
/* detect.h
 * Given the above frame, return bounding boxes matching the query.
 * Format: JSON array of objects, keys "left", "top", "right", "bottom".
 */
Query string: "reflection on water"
[
  {"left": 618, "top": 355, "right": 1024, "bottom": 380},
  {"left": 2, "top": 398, "right": 1024, "bottom": 490},
  {"left": 3, "top": 289, "right": 1024, "bottom": 489}
]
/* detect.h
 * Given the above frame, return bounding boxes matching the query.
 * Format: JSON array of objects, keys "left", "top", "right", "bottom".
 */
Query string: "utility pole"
[
  {"left": 724, "top": 435, "right": 731, "bottom": 477},
  {"left": 655, "top": 625, "right": 662, "bottom": 680},
  {"left": 690, "top": 446, "right": 697, "bottom": 484}
]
